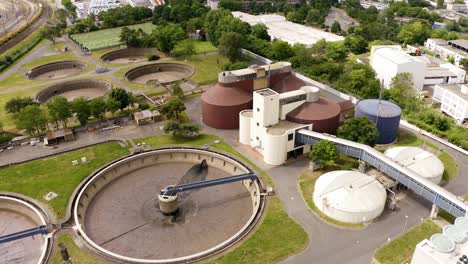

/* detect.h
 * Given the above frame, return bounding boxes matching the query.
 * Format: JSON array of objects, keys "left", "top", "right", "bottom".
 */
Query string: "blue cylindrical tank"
[{"left": 355, "top": 99, "right": 401, "bottom": 144}]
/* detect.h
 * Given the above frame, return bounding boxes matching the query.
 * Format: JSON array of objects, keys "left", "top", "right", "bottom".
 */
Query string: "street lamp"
[{"left": 402, "top": 215, "right": 409, "bottom": 235}]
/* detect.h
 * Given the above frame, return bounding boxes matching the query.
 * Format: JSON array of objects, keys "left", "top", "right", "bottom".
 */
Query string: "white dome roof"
[
  {"left": 384, "top": 147, "right": 444, "bottom": 184},
  {"left": 313, "top": 170, "right": 387, "bottom": 223}
]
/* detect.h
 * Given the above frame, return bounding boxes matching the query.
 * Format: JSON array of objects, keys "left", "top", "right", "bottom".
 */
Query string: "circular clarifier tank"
[
  {"left": 125, "top": 63, "right": 194, "bottom": 85},
  {"left": 26, "top": 60, "right": 87, "bottom": 80},
  {"left": 0, "top": 195, "right": 51, "bottom": 264},
  {"left": 101, "top": 48, "right": 159, "bottom": 64},
  {"left": 73, "top": 148, "right": 264, "bottom": 263},
  {"left": 35, "top": 79, "right": 112, "bottom": 104}
]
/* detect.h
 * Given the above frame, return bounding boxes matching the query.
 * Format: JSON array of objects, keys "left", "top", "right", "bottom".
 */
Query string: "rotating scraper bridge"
[{"left": 295, "top": 129, "right": 468, "bottom": 217}]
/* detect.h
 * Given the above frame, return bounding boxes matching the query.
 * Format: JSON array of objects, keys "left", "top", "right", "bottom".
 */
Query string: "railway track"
[{"left": 0, "top": 0, "right": 51, "bottom": 54}]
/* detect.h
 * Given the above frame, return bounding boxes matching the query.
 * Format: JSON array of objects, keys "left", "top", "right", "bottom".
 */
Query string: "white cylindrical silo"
[
  {"left": 300, "top": 86, "right": 320, "bottom": 102},
  {"left": 384, "top": 147, "right": 444, "bottom": 184},
  {"left": 239, "top": 110, "right": 253, "bottom": 145},
  {"left": 263, "top": 132, "right": 287, "bottom": 166},
  {"left": 313, "top": 170, "right": 387, "bottom": 224}
]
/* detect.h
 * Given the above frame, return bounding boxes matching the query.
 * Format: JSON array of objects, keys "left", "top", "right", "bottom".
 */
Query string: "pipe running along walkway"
[{"left": 295, "top": 129, "right": 468, "bottom": 217}]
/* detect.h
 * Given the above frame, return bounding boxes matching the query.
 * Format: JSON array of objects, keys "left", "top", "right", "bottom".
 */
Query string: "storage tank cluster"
[
  {"left": 355, "top": 99, "right": 402, "bottom": 144},
  {"left": 411, "top": 217, "right": 468, "bottom": 264},
  {"left": 384, "top": 147, "right": 444, "bottom": 184},
  {"left": 313, "top": 170, "right": 387, "bottom": 224}
]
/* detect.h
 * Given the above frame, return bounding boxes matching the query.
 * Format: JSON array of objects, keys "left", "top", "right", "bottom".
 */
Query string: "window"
[
  {"left": 257, "top": 108, "right": 260, "bottom": 112},
  {"left": 257, "top": 122, "right": 259, "bottom": 127},
  {"left": 256, "top": 136, "right": 259, "bottom": 140},
  {"left": 288, "top": 134, "right": 293, "bottom": 141}
]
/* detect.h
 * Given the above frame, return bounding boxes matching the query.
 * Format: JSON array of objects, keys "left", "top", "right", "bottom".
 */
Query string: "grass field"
[
  {"left": 47, "top": 41, "right": 66, "bottom": 51},
  {"left": 439, "top": 151, "right": 458, "bottom": 181},
  {"left": 193, "top": 41, "right": 218, "bottom": 54},
  {"left": 170, "top": 53, "right": 229, "bottom": 85},
  {"left": 374, "top": 220, "right": 441, "bottom": 264},
  {"left": 0, "top": 142, "right": 129, "bottom": 216},
  {"left": 52, "top": 234, "right": 100, "bottom": 264},
  {"left": 71, "top": 23, "right": 156, "bottom": 51},
  {"left": 298, "top": 155, "right": 364, "bottom": 228}
]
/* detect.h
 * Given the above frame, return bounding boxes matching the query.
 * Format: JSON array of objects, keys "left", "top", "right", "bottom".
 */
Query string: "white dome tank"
[
  {"left": 384, "top": 147, "right": 444, "bottom": 184},
  {"left": 313, "top": 170, "right": 387, "bottom": 224}
]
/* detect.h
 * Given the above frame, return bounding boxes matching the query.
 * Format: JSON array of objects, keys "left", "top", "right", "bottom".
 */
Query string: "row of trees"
[{"left": 6, "top": 88, "right": 134, "bottom": 135}]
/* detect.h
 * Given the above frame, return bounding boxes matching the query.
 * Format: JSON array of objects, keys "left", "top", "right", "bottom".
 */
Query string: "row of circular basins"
[
  {"left": 1, "top": 148, "right": 265, "bottom": 263},
  {"left": 28, "top": 48, "right": 194, "bottom": 104}
]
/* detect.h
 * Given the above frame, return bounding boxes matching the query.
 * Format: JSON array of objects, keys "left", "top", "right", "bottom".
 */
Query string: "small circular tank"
[
  {"left": 300, "top": 86, "right": 320, "bottom": 102},
  {"left": 384, "top": 147, "right": 444, "bottom": 184},
  {"left": 355, "top": 99, "right": 401, "bottom": 144},
  {"left": 313, "top": 170, "right": 387, "bottom": 223},
  {"left": 201, "top": 85, "right": 253, "bottom": 129}
]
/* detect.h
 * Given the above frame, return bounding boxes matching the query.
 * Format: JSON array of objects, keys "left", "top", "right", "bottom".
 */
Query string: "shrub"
[{"left": 146, "top": 53, "right": 160, "bottom": 61}]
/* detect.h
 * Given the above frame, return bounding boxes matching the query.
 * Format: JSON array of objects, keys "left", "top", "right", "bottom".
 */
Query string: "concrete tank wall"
[
  {"left": 73, "top": 148, "right": 264, "bottom": 264},
  {"left": 125, "top": 63, "right": 194, "bottom": 85},
  {"left": 101, "top": 48, "right": 157, "bottom": 62},
  {"left": 35, "top": 79, "right": 113, "bottom": 104},
  {"left": 27, "top": 60, "right": 87, "bottom": 80}
]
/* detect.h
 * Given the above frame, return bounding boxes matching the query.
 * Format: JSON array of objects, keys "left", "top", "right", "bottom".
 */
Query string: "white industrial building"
[
  {"left": 370, "top": 45, "right": 465, "bottom": 92},
  {"left": 384, "top": 147, "right": 444, "bottom": 184},
  {"left": 232, "top": 12, "right": 344, "bottom": 47},
  {"left": 434, "top": 84, "right": 468, "bottom": 125},
  {"left": 313, "top": 170, "right": 387, "bottom": 224},
  {"left": 371, "top": 45, "right": 426, "bottom": 91},
  {"left": 411, "top": 217, "right": 468, "bottom": 264},
  {"left": 239, "top": 87, "right": 314, "bottom": 165},
  {"left": 424, "top": 38, "right": 468, "bottom": 67}
]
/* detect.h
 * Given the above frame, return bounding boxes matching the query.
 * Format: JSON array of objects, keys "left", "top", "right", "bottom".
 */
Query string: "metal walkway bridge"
[{"left": 295, "top": 129, "right": 468, "bottom": 217}]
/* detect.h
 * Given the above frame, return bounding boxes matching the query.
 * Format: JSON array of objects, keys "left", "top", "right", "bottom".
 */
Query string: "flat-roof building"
[
  {"left": 232, "top": 12, "right": 344, "bottom": 47},
  {"left": 434, "top": 84, "right": 468, "bottom": 125},
  {"left": 370, "top": 45, "right": 426, "bottom": 91}
]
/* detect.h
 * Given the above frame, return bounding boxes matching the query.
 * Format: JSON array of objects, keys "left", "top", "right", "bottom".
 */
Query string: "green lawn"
[
  {"left": 394, "top": 130, "right": 423, "bottom": 147},
  {"left": 299, "top": 155, "right": 364, "bottom": 228},
  {"left": 374, "top": 220, "right": 441, "bottom": 264},
  {"left": 52, "top": 234, "right": 101, "bottom": 264},
  {"left": 47, "top": 41, "right": 66, "bottom": 51},
  {"left": 20, "top": 52, "right": 78, "bottom": 70},
  {"left": 170, "top": 53, "right": 229, "bottom": 85},
  {"left": 439, "top": 151, "right": 458, "bottom": 181},
  {"left": 71, "top": 23, "right": 156, "bottom": 51},
  {"left": 211, "top": 197, "right": 308, "bottom": 264},
  {"left": 0, "top": 85, "right": 47, "bottom": 130},
  {"left": 0, "top": 142, "right": 129, "bottom": 216},
  {"left": 193, "top": 41, "right": 218, "bottom": 54}
]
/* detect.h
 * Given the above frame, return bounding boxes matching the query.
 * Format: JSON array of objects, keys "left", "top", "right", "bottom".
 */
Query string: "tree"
[
  {"left": 251, "top": 24, "right": 270, "bottom": 41},
  {"left": 331, "top": 21, "right": 341, "bottom": 33},
  {"left": 106, "top": 98, "right": 120, "bottom": 114},
  {"left": 337, "top": 117, "right": 380, "bottom": 146},
  {"left": 110, "top": 88, "right": 132, "bottom": 110},
  {"left": 309, "top": 140, "right": 339, "bottom": 166},
  {"left": 397, "top": 21, "right": 431, "bottom": 45},
  {"left": 325, "top": 42, "right": 347, "bottom": 62},
  {"left": 149, "top": 24, "right": 186, "bottom": 52},
  {"left": 386, "top": 72, "right": 422, "bottom": 113},
  {"left": 437, "top": 0, "right": 444, "bottom": 9},
  {"left": 286, "top": 11, "right": 306, "bottom": 24},
  {"left": 89, "top": 98, "right": 107, "bottom": 120},
  {"left": 219, "top": 32, "right": 244, "bottom": 62},
  {"left": 460, "top": 58, "right": 468, "bottom": 69},
  {"left": 171, "top": 81, "right": 184, "bottom": 98},
  {"left": 5, "top": 97, "right": 37, "bottom": 114},
  {"left": 171, "top": 39, "right": 195, "bottom": 57},
  {"left": 160, "top": 99, "right": 186, "bottom": 121},
  {"left": 336, "top": 62, "right": 380, "bottom": 98},
  {"left": 15, "top": 105, "right": 49, "bottom": 135},
  {"left": 306, "top": 9, "right": 324, "bottom": 25},
  {"left": 271, "top": 40, "right": 294, "bottom": 60},
  {"left": 163, "top": 120, "right": 200, "bottom": 138},
  {"left": 47, "top": 96, "right": 72, "bottom": 128},
  {"left": 344, "top": 35, "right": 368, "bottom": 54},
  {"left": 120, "top": 27, "right": 147, "bottom": 47},
  {"left": 41, "top": 26, "right": 61, "bottom": 43},
  {"left": 72, "top": 98, "right": 91, "bottom": 126}
]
